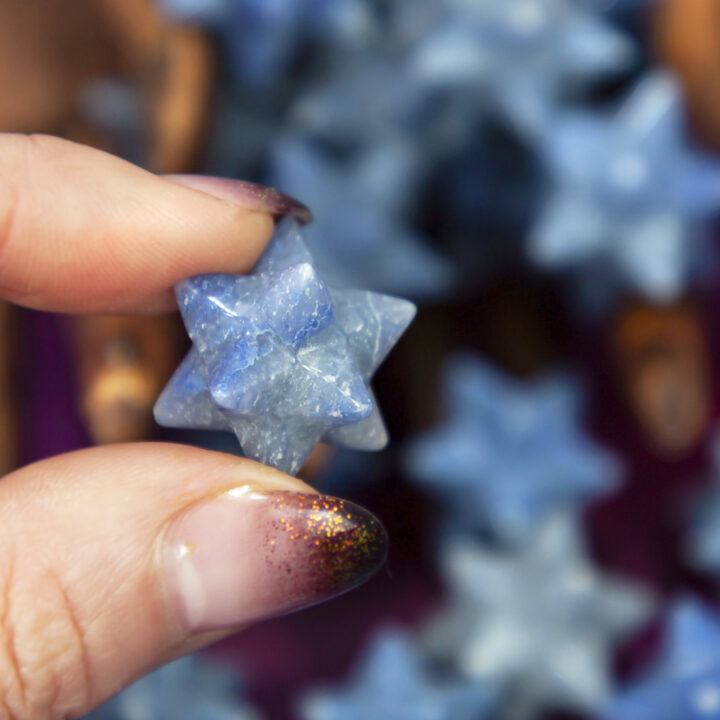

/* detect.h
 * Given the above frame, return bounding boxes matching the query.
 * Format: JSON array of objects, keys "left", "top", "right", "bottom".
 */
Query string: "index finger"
[{"left": 0, "top": 134, "right": 285, "bottom": 314}]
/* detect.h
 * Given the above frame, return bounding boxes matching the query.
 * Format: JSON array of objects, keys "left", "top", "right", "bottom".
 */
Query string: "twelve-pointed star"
[
  {"left": 604, "top": 599, "right": 720, "bottom": 720},
  {"left": 301, "top": 632, "right": 498, "bottom": 720},
  {"left": 155, "top": 217, "right": 416, "bottom": 475},
  {"left": 423, "top": 514, "right": 655, "bottom": 717}
]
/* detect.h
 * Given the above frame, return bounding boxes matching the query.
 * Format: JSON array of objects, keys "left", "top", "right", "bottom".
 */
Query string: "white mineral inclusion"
[{"left": 154, "top": 217, "right": 416, "bottom": 475}]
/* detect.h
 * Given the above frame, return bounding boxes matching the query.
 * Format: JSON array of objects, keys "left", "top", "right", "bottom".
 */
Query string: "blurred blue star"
[
  {"left": 301, "top": 632, "right": 497, "bottom": 720},
  {"left": 409, "top": 0, "right": 634, "bottom": 135},
  {"left": 531, "top": 72, "right": 720, "bottom": 301},
  {"left": 155, "top": 217, "right": 416, "bottom": 475},
  {"left": 406, "top": 355, "right": 620, "bottom": 545},
  {"left": 604, "top": 599, "right": 720, "bottom": 720},
  {"left": 85, "top": 655, "right": 260, "bottom": 720},
  {"left": 424, "top": 514, "right": 654, "bottom": 717},
  {"left": 160, "top": 0, "right": 376, "bottom": 85},
  {"left": 289, "top": 55, "right": 427, "bottom": 149},
  {"left": 268, "top": 136, "right": 453, "bottom": 300}
]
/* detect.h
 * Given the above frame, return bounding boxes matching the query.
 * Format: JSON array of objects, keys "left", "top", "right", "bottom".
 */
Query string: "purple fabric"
[{"left": 17, "top": 309, "right": 90, "bottom": 465}]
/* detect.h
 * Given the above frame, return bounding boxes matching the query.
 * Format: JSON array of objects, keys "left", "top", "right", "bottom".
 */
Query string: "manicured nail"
[
  {"left": 164, "top": 487, "right": 388, "bottom": 632},
  {"left": 166, "top": 175, "right": 312, "bottom": 224}
]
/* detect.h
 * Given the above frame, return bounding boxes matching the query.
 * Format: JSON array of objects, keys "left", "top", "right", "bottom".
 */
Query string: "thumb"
[{"left": 0, "top": 443, "right": 387, "bottom": 719}]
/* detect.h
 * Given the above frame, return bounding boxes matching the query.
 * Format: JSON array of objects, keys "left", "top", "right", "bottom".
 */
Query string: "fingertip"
[
  {"left": 0, "top": 135, "right": 277, "bottom": 314},
  {"left": 163, "top": 489, "right": 387, "bottom": 634},
  {"left": 0, "top": 444, "right": 386, "bottom": 717}
]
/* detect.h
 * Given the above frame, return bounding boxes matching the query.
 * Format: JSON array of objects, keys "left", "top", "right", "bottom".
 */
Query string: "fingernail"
[
  {"left": 166, "top": 175, "right": 312, "bottom": 224},
  {"left": 164, "top": 487, "right": 388, "bottom": 632}
]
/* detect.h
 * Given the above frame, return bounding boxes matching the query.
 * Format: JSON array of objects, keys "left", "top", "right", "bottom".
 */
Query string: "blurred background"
[{"left": 4, "top": 0, "right": 720, "bottom": 718}]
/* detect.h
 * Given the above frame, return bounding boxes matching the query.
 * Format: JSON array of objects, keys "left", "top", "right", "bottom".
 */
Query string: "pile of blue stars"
[{"left": 92, "top": 0, "right": 720, "bottom": 718}]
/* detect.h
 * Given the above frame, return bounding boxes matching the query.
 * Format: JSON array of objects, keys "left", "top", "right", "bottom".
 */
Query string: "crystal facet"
[{"left": 155, "top": 218, "right": 416, "bottom": 475}]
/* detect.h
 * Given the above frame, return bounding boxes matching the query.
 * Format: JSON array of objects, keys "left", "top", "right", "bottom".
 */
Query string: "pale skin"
[{"left": 0, "top": 134, "right": 337, "bottom": 719}]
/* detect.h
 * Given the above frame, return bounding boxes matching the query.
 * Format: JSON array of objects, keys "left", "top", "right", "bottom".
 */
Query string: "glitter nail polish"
[
  {"left": 163, "top": 487, "right": 388, "bottom": 632},
  {"left": 165, "top": 175, "right": 312, "bottom": 224}
]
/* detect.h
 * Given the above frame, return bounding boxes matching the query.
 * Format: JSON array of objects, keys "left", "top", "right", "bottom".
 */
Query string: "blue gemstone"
[{"left": 155, "top": 217, "right": 416, "bottom": 475}]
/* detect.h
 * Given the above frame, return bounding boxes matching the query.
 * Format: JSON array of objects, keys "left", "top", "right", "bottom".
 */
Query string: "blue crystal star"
[
  {"left": 155, "top": 217, "right": 416, "bottom": 475},
  {"left": 408, "top": 0, "right": 634, "bottom": 136},
  {"left": 85, "top": 655, "right": 259, "bottom": 720},
  {"left": 531, "top": 72, "right": 720, "bottom": 301},
  {"left": 268, "top": 136, "right": 453, "bottom": 300},
  {"left": 424, "top": 514, "right": 654, "bottom": 716},
  {"left": 301, "top": 632, "right": 498, "bottom": 720},
  {"left": 604, "top": 599, "right": 720, "bottom": 720},
  {"left": 406, "top": 355, "right": 620, "bottom": 545}
]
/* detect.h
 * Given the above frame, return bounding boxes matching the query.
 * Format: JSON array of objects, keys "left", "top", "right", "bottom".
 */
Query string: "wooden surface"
[
  {"left": 654, "top": 0, "right": 720, "bottom": 150},
  {"left": 73, "top": 315, "right": 182, "bottom": 445},
  {"left": 612, "top": 300, "right": 712, "bottom": 457}
]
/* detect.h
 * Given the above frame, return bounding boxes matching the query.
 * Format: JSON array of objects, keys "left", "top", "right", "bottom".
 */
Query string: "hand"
[{"left": 0, "top": 135, "right": 388, "bottom": 720}]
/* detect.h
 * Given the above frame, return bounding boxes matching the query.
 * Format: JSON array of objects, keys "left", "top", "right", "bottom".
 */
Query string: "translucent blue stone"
[{"left": 155, "top": 217, "right": 416, "bottom": 475}]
